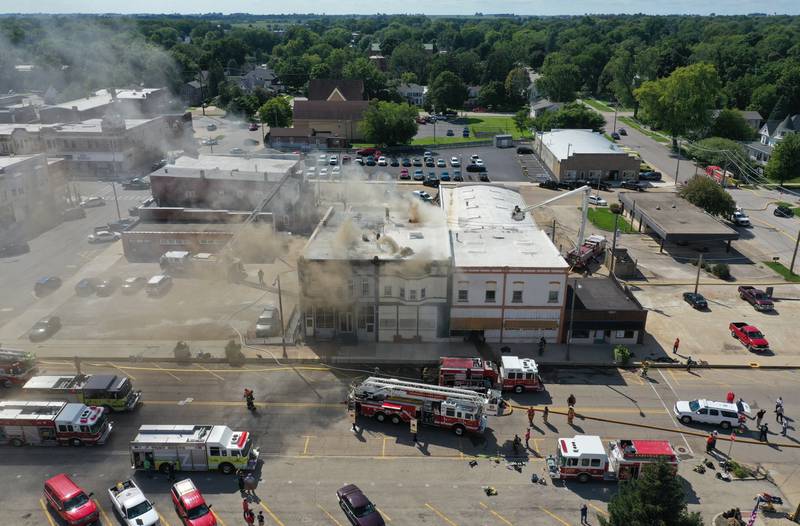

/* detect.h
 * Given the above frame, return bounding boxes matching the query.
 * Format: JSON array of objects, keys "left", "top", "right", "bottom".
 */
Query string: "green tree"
[
  {"left": 600, "top": 460, "right": 703, "bottom": 526},
  {"left": 360, "top": 100, "right": 418, "bottom": 146},
  {"left": 400, "top": 72, "right": 419, "bottom": 85},
  {"left": 428, "top": 71, "right": 467, "bottom": 112},
  {"left": 504, "top": 67, "right": 529, "bottom": 106},
  {"left": 533, "top": 102, "right": 605, "bottom": 132},
  {"left": 207, "top": 60, "right": 225, "bottom": 99},
  {"left": 513, "top": 108, "right": 533, "bottom": 134},
  {"left": 748, "top": 84, "right": 778, "bottom": 122},
  {"left": 537, "top": 58, "right": 581, "bottom": 102},
  {"left": 476, "top": 81, "right": 507, "bottom": 110},
  {"left": 635, "top": 63, "right": 722, "bottom": 148},
  {"left": 765, "top": 133, "right": 800, "bottom": 185},
  {"left": 258, "top": 96, "right": 292, "bottom": 128},
  {"left": 342, "top": 57, "right": 388, "bottom": 99},
  {"left": 709, "top": 109, "right": 755, "bottom": 141},
  {"left": 686, "top": 137, "right": 749, "bottom": 171},
  {"left": 679, "top": 175, "right": 736, "bottom": 218}
]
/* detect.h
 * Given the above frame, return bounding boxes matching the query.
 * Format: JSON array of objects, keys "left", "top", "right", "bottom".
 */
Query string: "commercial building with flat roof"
[
  {"left": 617, "top": 191, "right": 739, "bottom": 251},
  {"left": 299, "top": 200, "right": 451, "bottom": 344},
  {"left": 564, "top": 277, "right": 648, "bottom": 345},
  {"left": 442, "top": 184, "right": 569, "bottom": 343},
  {"left": 533, "top": 129, "right": 640, "bottom": 183},
  {"left": 148, "top": 154, "right": 312, "bottom": 232},
  {"left": 39, "top": 88, "right": 168, "bottom": 123}
]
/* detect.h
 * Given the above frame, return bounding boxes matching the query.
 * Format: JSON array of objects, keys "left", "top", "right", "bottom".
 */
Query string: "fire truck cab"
[
  {"left": 349, "top": 377, "right": 500, "bottom": 436},
  {"left": 0, "top": 400, "right": 112, "bottom": 447},
  {"left": 547, "top": 435, "right": 678, "bottom": 482},
  {"left": 0, "top": 348, "right": 38, "bottom": 387},
  {"left": 438, "top": 356, "right": 544, "bottom": 394}
]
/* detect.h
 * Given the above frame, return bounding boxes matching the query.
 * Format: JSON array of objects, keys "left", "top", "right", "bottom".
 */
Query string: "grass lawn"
[
  {"left": 763, "top": 261, "right": 800, "bottom": 282},
  {"left": 411, "top": 136, "right": 491, "bottom": 146},
  {"left": 582, "top": 99, "right": 613, "bottom": 112},
  {"left": 618, "top": 116, "right": 670, "bottom": 144},
  {"left": 586, "top": 208, "right": 634, "bottom": 233},
  {"left": 461, "top": 115, "right": 531, "bottom": 139}
]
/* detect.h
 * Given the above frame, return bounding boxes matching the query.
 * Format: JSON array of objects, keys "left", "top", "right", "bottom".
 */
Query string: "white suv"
[{"left": 674, "top": 399, "right": 750, "bottom": 429}]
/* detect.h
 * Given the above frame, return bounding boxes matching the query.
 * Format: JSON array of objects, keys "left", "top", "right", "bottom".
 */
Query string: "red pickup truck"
[
  {"left": 730, "top": 322, "right": 770, "bottom": 352},
  {"left": 737, "top": 286, "right": 774, "bottom": 312}
]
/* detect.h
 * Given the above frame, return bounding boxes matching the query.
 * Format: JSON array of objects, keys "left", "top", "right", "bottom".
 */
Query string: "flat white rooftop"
[
  {"left": 49, "top": 88, "right": 163, "bottom": 111},
  {"left": 0, "top": 154, "right": 44, "bottom": 169},
  {"left": 149, "top": 155, "right": 299, "bottom": 182},
  {"left": 539, "top": 129, "right": 628, "bottom": 161},
  {"left": 46, "top": 118, "right": 153, "bottom": 134},
  {"left": 441, "top": 184, "right": 567, "bottom": 270}
]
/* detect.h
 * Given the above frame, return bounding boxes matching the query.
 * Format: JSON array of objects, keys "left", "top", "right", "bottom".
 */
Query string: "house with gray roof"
[{"left": 747, "top": 113, "right": 799, "bottom": 165}]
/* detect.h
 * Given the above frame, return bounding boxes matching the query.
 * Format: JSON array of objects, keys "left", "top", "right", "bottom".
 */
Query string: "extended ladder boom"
[{"left": 354, "top": 377, "right": 491, "bottom": 405}]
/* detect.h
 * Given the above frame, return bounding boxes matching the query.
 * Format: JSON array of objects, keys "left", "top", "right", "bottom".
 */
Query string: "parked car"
[
  {"left": 413, "top": 169, "right": 424, "bottom": 181},
  {"left": 412, "top": 158, "right": 422, "bottom": 167},
  {"left": 229, "top": 148, "right": 244, "bottom": 154},
  {"left": 342, "top": 155, "right": 352, "bottom": 164},
  {"left": 146, "top": 274, "right": 173, "bottom": 297},
  {"left": 618, "top": 128, "right": 627, "bottom": 135},
  {"left": 201, "top": 138, "right": 218, "bottom": 146},
  {"left": 730, "top": 322, "right": 770, "bottom": 352},
  {"left": 332, "top": 166, "right": 341, "bottom": 177},
  {"left": 466, "top": 164, "right": 486, "bottom": 173},
  {"left": 738, "top": 285, "right": 774, "bottom": 312},
  {"left": 80, "top": 196, "right": 106, "bottom": 208},
  {"left": 479, "top": 173, "right": 490, "bottom": 182},
  {"left": 122, "top": 177, "right": 150, "bottom": 190},
  {"left": 682, "top": 292, "right": 708, "bottom": 310},
  {"left": 170, "top": 479, "right": 216, "bottom": 526},
  {"left": 255, "top": 305, "right": 280, "bottom": 338},
  {"left": 453, "top": 170, "right": 463, "bottom": 182},
  {"left": 95, "top": 277, "right": 121, "bottom": 297},
  {"left": 390, "top": 158, "right": 399, "bottom": 167},
  {"left": 399, "top": 169, "right": 410, "bottom": 180},
  {"left": 446, "top": 129, "right": 454, "bottom": 136},
  {"left": 75, "top": 278, "right": 98, "bottom": 296},
  {"left": 774, "top": 204, "right": 794, "bottom": 217},
  {"left": 35, "top": 276, "right": 62, "bottom": 296},
  {"left": 319, "top": 168, "right": 328, "bottom": 178},
  {"left": 401, "top": 158, "right": 411, "bottom": 167},
  {"left": 424, "top": 157, "right": 435, "bottom": 167},
  {"left": 588, "top": 195, "right": 608, "bottom": 206},
  {"left": 440, "top": 171, "right": 450, "bottom": 182},
  {"left": 474, "top": 158, "right": 484, "bottom": 166},
  {"left": 88, "top": 230, "right": 120, "bottom": 244},
  {"left": 377, "top": 156, "right": 387, "bottom": 166},
  {"left": 620, "top": 181, "right": 645, "bottom": 191},
  {"left": 673, "top": 399, "right": 750, "bottom": 429},
  {"left": 731, "top": 209, "right": 751, "bottom": 226},
  {"left": 121, "top": 276, "right": 147, "bottom": 294},
  {"left": 29, "top": 315, "right": 62, "bottom": 341},
  {"left": 638, "top": 171, "right": 662, "bottom": 181},
  {"left": 206, "top": 123, "right": 217, "bottom": 131},
  {"left": 365, "top": 156, "right": 376, "bottom": 166},
  {"left": 62, "top": 206, "right": 87, "bottom": 221},
  {"left": 355, "top": 157, "right": 365, "bottom": 166},
  {"left": 516, "top": 146, "right": 534, "bottom": 154},
  {"left": 336, "top": 484, "right": 385, "bottom": 526},
  {"left": 610, "top": 132, "right": 621, "bottom": 140},
  {"left": 436, "top": 158, "right": 446, "bottom": 167},
  {"left": 462, "top": 128, "right": 470, "bottom": 138},
  {"left": 413, "top": 190, "right": 433, "bottom": 202},
  {"left": 539, "top": 180, "right": 559, "bottom": 190},
  {"left": 248, "top": 122, "right": 259, "bottom": 131},
  {"left": 44, "top": 474, "right": 99, "bottom": 526},
  {"left": 450, "top": 157, "right": 460, "bottom": 167},
  {"left": 356, "top": 147, "right": 381, "bottom": 157},
  {"left": 330, "top": 156, "right": 339, "bottom": 165},
  {"left": 108, "top": 478, "right": 160, "bottom": 526},
  {"left": 423, "top": 151, "right": 433, "bottom": 158}
]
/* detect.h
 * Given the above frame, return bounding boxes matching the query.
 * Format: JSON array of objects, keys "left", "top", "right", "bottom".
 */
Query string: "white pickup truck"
[{"left": 108, "top": 479, "right": 161, "bottom": 526}]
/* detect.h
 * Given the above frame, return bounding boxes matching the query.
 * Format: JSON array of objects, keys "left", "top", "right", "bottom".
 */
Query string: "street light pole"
[
  {"left": 275, "top": 275, "right": 287, "bottom": 359},
  {"left": 110, "top": 133, "right": 121, "bottom": 221},
  {"left": 790, "top": 230, "right": 800, "bottom": 276},
  {"left": 694, "top": 253, "right": 703, "bottom": 295}
]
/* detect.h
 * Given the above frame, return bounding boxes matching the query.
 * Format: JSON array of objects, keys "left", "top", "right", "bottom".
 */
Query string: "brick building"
[{"left": 533, "top": 129, "right": 640, "bottom": 183}]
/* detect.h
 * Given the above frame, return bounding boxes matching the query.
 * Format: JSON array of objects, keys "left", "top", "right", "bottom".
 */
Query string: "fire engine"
[
  {"left": 566, "top": 235, "right": 607, "bottom": 269},
  {"left": 23, "top": 374, "right": 142, "bottom": 412},
  {"left": 0, "top": 400, "right": 112, "bottom": 447},
  {"left": 130, "top": 424, "right": 260, "bottom": 475},
  {"left": 348, "top": 377, "right": 501, "bottom": 436},
  {"left": 547, "top": 435, "right": 678, "bottom": 482},
  {"left": 0, "top": 347, "right": 38, "bottom": 387},
  {"left": 438, "top": 356, "right": 544, "bottom": 394}
]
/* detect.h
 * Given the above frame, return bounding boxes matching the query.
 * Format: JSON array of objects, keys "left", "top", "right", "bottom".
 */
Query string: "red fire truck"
[
  {"left": 438, "top": 356, "right": 544, "bottom": 394},
  {"left": 348, "top": 377, "right": 501, "bottom": 436},
  {"left": 0, "top": 348, "right": 38, "bottom": 388},
  {"left": 0, "top": 400, "right": 113, "bottom": 447},
  {"left": 566, "top": 235, "right": 607, "bottom": 269},
  {"left": 547, "top": 435, "right": 678, "bottom": 482}
]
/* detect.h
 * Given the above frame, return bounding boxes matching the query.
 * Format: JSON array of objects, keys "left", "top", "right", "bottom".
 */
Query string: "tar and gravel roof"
[
  {"left": 539, "top": 129, "right": 628, "bottom": 161},
  {"left": 441, "top": 185, "right": 568, "bottom": 270},
  {"left": 149, "top": 154, "right": 299, "bottom": 183}
]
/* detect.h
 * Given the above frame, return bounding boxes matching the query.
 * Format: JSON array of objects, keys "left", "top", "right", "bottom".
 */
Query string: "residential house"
[
  {"left": 531, "top": 99, "right": 563, "bottom": 118},
  {"left": 237, "top": 65, "right": 284, "bottom": 94},
  {"left": 397, "top": 83, "right": 428, "bottom": 107},
  {"left": 747, "top": 113, "right": 799, "bottom": 165},
  {"left": 181, "top": 81, "right": 204, "bottom": 106}
]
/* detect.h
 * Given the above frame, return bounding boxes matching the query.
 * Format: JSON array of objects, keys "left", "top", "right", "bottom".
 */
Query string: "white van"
[
  {"left": 146, "top": 274, "right": 172, "bottom": 297},
  {"left": 673, "top": 399, "right": 750, "bottom": 429}
]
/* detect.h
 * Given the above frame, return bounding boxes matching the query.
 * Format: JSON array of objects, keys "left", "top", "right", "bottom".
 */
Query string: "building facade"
[
  {"left": 442, "top": 185, "right": 569, "bottom": 343},
  {"left": 397, "top": 83, "right": 428, "bottom": 106},
  {"left": 533, "top": 129, "right": 640, "bottom": 182},
  {"left": 563, "top": 277, "right": 647, "bottom": 345}
]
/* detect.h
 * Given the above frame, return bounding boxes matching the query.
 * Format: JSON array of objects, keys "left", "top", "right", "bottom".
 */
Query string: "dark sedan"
[
  {"left": 401, "top": 158, "right": 411, "bottom": 167},
  {"left": 389, "top": 158, "right": 399, "bottom": 167},
  {"left": 337, "top": 485, "right": 385, "bottom": 526},
  {"left": 774, "top": 205, "right": 794, "bottom": 218},
  {"left": 683, "top": 292, "right": 708, "bottom": 310},
  {"left": 620, "top": 181, "right": 646, "bottom": 191},
  {"left": 34, "top": 276, "right": 62, "bottom": 296},
  {"left": 29, "top": 316, "right": 61, "bottom": 342},
  {"left": 75, "top": 278, "right": 98, "bottom": 296},
  {"left": 539, "top": 180, "right": 559, "bottom": 190},
  {"left": 95, "top": 277, "right": 121, "bottom": 297}
]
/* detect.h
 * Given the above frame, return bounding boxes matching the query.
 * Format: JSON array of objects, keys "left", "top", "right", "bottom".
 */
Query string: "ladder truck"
[{"left": 348, "top": 377, "right": 502, "bottom": 436}]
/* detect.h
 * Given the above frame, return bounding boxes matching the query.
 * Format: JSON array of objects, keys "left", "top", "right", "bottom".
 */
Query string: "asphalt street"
[
  {"left": 0, "top": 181, "right": 150, "bottom": 328},
  {"left": 4, "top": 361, "right": 799, "bottom": 525}
]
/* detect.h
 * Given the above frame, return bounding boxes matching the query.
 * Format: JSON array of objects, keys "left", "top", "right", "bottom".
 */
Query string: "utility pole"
[
  {"left": 790, "top": 230, "right": 800, "bottom": 276},
  {"left": 551, "top": 219, "right": 556, "bottom": 242},
  {"left": 110, "top": 134, "right": 121, "bottom": 221},
  {"left": 609, "top": 213, "right": 619, "bottom": 275},
  {"left": 276, "top": 275, "right": 287, "bottom": 359},
  {"left": 694, "top": 253, "right": 703, "bottom": 295},
  {"left": 612, "top": 99, "right": 618, "bottom": 133}
]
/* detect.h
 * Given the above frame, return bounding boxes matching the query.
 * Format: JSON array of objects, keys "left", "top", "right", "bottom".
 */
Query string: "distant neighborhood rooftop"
[
  {"left": 49, "top": 88, "right": 163, "bottom": 111},
  {"left": 149, "top": 154, "right": 300, "bottom": 182},
  {"left": 539, "top": 129, "right": 626, "bottom": 161}
]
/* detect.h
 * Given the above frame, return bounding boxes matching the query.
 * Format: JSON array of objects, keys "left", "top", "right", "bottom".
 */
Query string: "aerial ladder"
[
  {"left": 511, "top": 185, "right": 593, "bottom": 249},
  {"left": 352, "top": 376, "right": 498, "bottom": 407}
]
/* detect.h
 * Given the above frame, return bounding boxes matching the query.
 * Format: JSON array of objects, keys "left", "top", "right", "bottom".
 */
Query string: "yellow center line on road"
[
  {"left": 668, "top": 368, "right": 680, "bottom": 386},
  {"left": 212, "top": 509, "right": 227, "bottom": 526},
  {"left": 38, "top": 499, "right": 56, "bottom": 526},
  {"left": 588, "top": 502, "right": 608, "bottom": 517},
  {"left": 153, "top": 362, "right": 181, "bottom": 382},
  {"left": 317, "top": 504, "right": 344, "bottom": 526},
  {"left": 382, "top": 436, "right": 388, "bottom": 458},
  {"left": 426, "top": 503, "right": 459, "bottom": 526},
  {"left": 537, "top": 505, "right": 573, "bottom": 526},
  {"left": 480, "top": 501, "right": 514, "bottom": 526},
  {"left": 302, "top": 435, "right": 315, "bottom": 455},
  {"left": 195, "top": 364, "right": 225, "bottom": 381},
  {"left": 105, "top": 364, "right": 332, "bottom": 374},
  {"left": 108, "top": 362, "right": 136, "bottom": 381},
  {"left": 93, "top": 499, "right": 113, "bottom": 525},
  {"left": 533, "top": 438, "right": 541, "bottom": 457},
  {"left": 260, "top": 501, "right": 286, "bottom": 526},
  {"left": 376, "top": 507, "right": 393, "bottom": 522},
  {"left": 146, "top": 399, "right": 342, "bottom": 408},
  {"left": 158, "top": 511, "right": 173, "bottom": 526}
]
